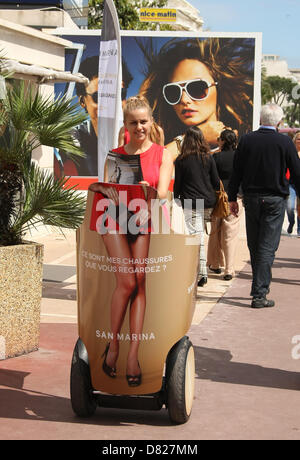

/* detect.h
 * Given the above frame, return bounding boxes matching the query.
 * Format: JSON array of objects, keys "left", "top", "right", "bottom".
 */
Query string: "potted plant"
[{"left": 0, "top": 67, "right": 88, "bottom": 359}]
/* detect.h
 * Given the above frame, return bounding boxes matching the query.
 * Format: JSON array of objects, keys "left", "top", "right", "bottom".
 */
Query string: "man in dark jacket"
[{"left": 228, "top": 103, "right": 300, "bottom": 308}]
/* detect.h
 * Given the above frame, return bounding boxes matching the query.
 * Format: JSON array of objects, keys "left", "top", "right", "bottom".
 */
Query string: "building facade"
[
  {"left": 0, "top": 5, "right": 87, "bottom": 171},
  {"left": 162, "top": 0, "right": 203, "bottom": 31},
  {"left": 262, "top": 54, "right": 300, "bottom": 83}
]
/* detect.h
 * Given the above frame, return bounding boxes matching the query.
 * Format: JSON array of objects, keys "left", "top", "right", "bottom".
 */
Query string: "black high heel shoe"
[
  {"left": 102, "top": 343, "right": 116, "bottom": 378},
  {"left": 209, "top": 265, "right": 222, "bottom": 274},
  {"left": 198, "top": 276, "right": 208, "bottom": 287},
  {"left": 126, "top": 362, "right": 142, "bottom": 387}
]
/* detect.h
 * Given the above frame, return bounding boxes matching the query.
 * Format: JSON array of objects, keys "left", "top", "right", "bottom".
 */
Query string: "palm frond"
[
  {"left": 2, "top": 81, "right": 87, "bottom": 159},
  {"left": 0, "top": 73, "right": 89, "bottom": 245},
  {"left": 12, "top": 162, "right": 86, "bottom": 241},
  {"left": 0, "top": 124, "right": 32, "bottom": 167}
]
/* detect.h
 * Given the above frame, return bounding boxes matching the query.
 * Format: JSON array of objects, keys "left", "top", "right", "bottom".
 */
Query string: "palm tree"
[{"left": 0, "top": 70, "right": 89, "bottom": 245}]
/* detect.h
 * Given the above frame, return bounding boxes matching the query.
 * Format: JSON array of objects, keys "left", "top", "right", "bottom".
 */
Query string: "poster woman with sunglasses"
[{"left": 139, "top": 37, "right": 254, "bottom": 159}]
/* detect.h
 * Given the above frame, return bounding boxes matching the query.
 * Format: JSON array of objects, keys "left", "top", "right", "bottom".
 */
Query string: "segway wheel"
[
  {"left": 70, "top": 338, "right": 97, "bottom": 417},
  {"left": 165, "top": 337, "right": 195, "bottom": 424}
]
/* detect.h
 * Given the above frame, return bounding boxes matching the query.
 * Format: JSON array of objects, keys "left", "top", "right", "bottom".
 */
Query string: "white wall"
[{"left": 0, "top": 18, "right": 74, "bottom": 173}]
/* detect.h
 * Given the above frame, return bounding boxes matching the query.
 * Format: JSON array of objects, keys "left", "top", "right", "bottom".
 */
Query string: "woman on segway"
[{"left": 90, "top": 96, "right": 173, "bottom": 387}]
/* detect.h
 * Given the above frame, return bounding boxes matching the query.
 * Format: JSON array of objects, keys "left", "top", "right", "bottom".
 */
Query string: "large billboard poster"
[{"left": 54, "top": 31, "right": 261, "bottom": 190}]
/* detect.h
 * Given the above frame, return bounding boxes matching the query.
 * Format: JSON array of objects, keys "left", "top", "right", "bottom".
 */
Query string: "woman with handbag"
[
  {"left": 174, "top": 126, "right": 220, "bottom": 287},
  {"left": 207, "top": 129, "right": 244, "bottom": 280}
]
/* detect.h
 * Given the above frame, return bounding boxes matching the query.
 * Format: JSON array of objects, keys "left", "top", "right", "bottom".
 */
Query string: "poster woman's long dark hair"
[{"left": 138, "top": 37, "right": 254, "bottom": 144}]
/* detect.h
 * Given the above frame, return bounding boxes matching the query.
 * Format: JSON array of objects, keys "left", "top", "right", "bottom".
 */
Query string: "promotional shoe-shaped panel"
[{"left": 76, "top": 184, "right": 199, "bottom": 395}]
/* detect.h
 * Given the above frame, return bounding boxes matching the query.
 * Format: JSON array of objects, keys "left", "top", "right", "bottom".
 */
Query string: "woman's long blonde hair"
[{"left": 123, "top": 95, "right": 152, "bottom": 120}]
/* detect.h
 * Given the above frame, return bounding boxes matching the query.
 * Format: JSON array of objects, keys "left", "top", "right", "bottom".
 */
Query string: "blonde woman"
[{"left": 90, "top": 96, "right": 173, "bottom": 386}]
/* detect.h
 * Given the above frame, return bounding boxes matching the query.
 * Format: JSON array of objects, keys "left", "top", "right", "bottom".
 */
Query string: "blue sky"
[{"left": 189, "top": 0, "right": 300, "bottom": 68}]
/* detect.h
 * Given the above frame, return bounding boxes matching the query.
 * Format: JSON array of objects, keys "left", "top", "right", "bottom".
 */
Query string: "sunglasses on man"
[{"left": 162, "top": 78, "right": 218, "bottom": 105}]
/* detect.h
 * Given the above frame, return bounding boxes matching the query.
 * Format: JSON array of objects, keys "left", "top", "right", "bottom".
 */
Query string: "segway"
[{"left": 70, "top": 184, "right": 199, "bottom": 424}]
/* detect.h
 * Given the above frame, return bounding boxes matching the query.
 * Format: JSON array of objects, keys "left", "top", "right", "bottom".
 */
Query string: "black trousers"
[{"left": 243, "top": 194, "right": 286, "bottom": 298}]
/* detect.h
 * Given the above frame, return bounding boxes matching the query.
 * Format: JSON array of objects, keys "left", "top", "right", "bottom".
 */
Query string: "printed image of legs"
[{"left": 101, "top": 232, "right": 151, "bottom": 386}]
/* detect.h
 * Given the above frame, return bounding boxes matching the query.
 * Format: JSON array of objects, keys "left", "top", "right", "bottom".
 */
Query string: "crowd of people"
[
  {"left": 75, "top": 40, "right": 299, "bottom": 305},
  {"left": 87, "top": 92, "right": 300, "bottom": 386},
  {"left": 107, "top": 97, "right": 300, "bottom": 289},
  {"left": 81, "top": 38, "right": 300, "bottom": 383},
  {"left": 93, "top": 93, "right": 300, "bottom": 305}
]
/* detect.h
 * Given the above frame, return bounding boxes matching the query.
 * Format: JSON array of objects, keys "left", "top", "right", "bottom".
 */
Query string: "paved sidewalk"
[{"left": 0, "top": 223, "right": 299, "bottom": 440}]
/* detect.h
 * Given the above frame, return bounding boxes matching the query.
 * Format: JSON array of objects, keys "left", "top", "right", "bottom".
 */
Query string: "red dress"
[{"left": 112, "top": 143, "right": 163, "bottom": 189}]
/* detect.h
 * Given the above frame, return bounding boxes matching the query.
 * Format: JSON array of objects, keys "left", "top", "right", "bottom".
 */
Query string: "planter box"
[{"left": 0, "top": 242, "right": 44, "bottom": 359}]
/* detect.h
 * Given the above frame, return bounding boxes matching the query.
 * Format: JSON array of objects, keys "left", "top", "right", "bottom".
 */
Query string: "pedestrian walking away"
[
  {"left": 228, "top": 103, "right": 300, "bottom": 308},
  {"left": 207, "top": 129, "right": 244, "bottom": 281},
  {"left": 174, "top": 126, "right": 220, "bottom": 287},
  {"left": 285, "top": 131, "right": 300, "bottom": 236}
]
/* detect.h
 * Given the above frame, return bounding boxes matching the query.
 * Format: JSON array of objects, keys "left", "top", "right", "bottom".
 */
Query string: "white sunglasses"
[{"left": 163, "top": 78, "right": 218, "bottom": 105}]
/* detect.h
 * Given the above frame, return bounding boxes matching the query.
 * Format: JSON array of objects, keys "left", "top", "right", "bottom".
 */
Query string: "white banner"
[{"left": 98, "top": 0, "right": 122, "bottom": 181}]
